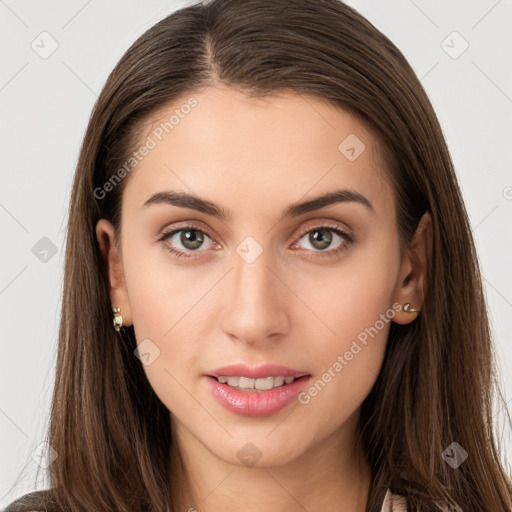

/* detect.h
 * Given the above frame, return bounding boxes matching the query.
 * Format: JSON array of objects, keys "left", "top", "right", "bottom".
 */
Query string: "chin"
[{"left": 200, "top": 427, "right": 315, "bottom": 469}]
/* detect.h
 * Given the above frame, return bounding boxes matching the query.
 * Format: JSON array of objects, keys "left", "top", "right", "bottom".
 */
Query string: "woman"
[{"left": 5, "top": 0, "right": 512, "bottom": 510}]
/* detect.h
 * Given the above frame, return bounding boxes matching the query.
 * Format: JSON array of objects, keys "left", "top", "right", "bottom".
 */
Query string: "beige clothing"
[{"left": 380, "top": 488, "right": 408, "bottom": 511}]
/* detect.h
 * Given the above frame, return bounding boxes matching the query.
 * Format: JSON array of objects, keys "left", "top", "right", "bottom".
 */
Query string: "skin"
[{"left": 96, "top": 84, "right": 432, "bottom": 512}]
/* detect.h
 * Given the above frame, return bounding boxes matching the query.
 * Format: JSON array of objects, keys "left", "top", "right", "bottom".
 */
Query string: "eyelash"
[{"left": 157, "top": 223, "right": 353, "bottom": 260}]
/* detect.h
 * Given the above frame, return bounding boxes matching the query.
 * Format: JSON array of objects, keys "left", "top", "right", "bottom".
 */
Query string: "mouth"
[{"left": 204, "top": 364, "right": 312, "bottom": 417}]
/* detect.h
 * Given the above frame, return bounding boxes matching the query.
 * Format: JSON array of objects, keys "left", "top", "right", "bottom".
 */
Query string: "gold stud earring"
[
  {"left": 403, "top": 303, "right": 420, "bottom": 313},
  {"left": 112, "top": 307, "right": 123, "bottom": 331}
]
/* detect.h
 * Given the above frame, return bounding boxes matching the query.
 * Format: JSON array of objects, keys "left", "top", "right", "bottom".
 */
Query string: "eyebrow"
[{"left": 142, "top": 188, "right": 374, "bottom": 221}]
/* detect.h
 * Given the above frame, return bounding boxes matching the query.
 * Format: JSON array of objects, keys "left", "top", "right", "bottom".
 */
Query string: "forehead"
[{"left": 122, "top": 85, "right": 394, "bottom": 219}]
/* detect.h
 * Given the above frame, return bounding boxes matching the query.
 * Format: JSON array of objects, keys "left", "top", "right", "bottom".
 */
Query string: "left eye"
[{"left": 293, "top": 225, "right": 352, "bottom": 256}]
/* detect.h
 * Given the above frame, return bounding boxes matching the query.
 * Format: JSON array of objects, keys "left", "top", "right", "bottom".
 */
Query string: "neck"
[{"left": 169, "top": 413, "right": 372, "bottom": 512}]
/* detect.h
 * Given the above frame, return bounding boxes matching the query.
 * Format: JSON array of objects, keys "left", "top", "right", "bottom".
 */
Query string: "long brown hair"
[{"left": 7, "top": 0, "right": 512, "bottom": 510}]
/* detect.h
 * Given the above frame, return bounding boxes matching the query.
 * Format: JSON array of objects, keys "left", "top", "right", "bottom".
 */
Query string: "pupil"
[
  {"left": 310, "top": 229, "right": 331, "bottom": 250},
  {"left": 181, "top": 230, "right": 203, "bottom": 249}
]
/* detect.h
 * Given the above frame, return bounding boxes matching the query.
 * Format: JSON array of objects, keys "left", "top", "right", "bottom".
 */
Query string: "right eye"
[{"left": 158, "top": 226, "right": 217, "bottom": 259}]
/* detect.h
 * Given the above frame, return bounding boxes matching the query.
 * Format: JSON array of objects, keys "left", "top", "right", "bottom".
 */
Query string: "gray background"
[{"left": 1, "top": 0, "right": 511, "bottom": 507}]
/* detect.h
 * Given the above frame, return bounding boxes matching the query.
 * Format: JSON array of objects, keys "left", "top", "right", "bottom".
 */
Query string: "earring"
[
  {"left": 403, "top": 303, "right": 420, "bottom": 313},
  {"left": 112, "top": 307, "right": 123, "bottom": 331}
]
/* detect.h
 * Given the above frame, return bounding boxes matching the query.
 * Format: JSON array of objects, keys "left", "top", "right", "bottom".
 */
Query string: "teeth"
[
  {"left": 273, "top": 376, "right": 284, "bottom": 387},
  {"left": 226, "top": 376, "right": 239, "bottom": 387},
  {"left": 216, "top": 375, "right": 296, "bottom": 390}
]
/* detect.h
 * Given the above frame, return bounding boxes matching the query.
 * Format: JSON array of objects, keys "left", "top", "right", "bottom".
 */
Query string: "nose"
[{"left": 221, "top": 243, "right": 290, "bottom": 347}]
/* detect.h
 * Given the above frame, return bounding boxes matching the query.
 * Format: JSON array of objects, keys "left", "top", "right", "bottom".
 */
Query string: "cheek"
[
  {"left": 123, "top": 234, "right": 210, "bottom": 338},
  {"left": 293, "top": 230, "right": 400, "bottom": 413},
  {"left": 127, "top": 274, "right": 205, "bottom": 418},
  {"left": 295, "top": 290, "right": 393, "bottom": 436},
  {"left": 121, "top": 239, "right": 232, "bottom": 417},
  {"left": 293, "top": 228, "right": 400, "bottom": 347}
]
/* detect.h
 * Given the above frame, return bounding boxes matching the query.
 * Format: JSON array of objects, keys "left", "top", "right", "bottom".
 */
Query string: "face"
[{"left": 96, "top": 84, "right": 427, "bottom": 469}]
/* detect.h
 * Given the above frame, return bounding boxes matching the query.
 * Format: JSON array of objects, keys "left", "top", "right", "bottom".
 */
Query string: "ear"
[
  {"left": 95, "top": 219, "right": 133, "bottom": 327},
  {"left": 392, "top": 211, "right": 432, "bottom": 325}
]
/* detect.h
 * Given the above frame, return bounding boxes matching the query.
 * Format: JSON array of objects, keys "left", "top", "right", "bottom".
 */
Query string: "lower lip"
[{"left": 204, "top": 375, "right": 311, "bottom": 417}]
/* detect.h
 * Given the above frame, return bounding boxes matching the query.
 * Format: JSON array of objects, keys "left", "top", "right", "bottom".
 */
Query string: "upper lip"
[{"left": 207, "top": 363, "right": 310, "bottom": 379}]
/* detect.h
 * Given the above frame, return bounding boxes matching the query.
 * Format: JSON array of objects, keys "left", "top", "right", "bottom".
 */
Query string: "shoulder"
[
  {"left": 380, "top": 488, "right": 408, "bottom": 512},
  {"left": 2, "top": 489, "right": 60, "bottom": 512}
]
